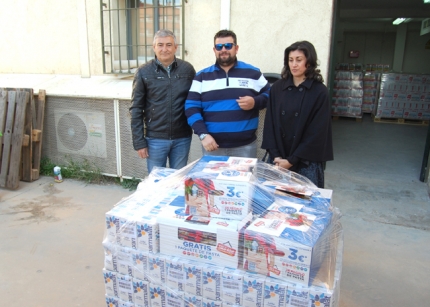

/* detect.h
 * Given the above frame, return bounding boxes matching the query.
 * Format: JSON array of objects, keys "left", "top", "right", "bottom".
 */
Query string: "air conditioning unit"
[{"left": 54, "top": 109, "right": 107, "bottom": 158}]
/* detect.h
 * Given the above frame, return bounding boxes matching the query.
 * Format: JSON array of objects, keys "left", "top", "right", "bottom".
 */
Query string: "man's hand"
[
  {"left": 137, "top": 148, "right": 149, "bottom": 159},
  {"left": 273, "top": 157, "right": 293, "bottom": 169},
  {"left": 237, "top": 96, "right": 255, "bottom": 110},
  {"left": 201, "top": 135, "right": 219, "bottom": 152}
]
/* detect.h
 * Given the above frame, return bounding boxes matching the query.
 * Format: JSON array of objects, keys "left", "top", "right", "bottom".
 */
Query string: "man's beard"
[{"left": 216, "top": 53, "right": 236, "bottom": 67}]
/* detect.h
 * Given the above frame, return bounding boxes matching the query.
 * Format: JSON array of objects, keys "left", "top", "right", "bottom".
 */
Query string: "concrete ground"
[
  {"left": 0, "top": 179, "right": 133, "bottom": 306},
  {"left": 1, "top": 114, "right": 430, "bottom": 306},
  {"left": 325, "top": 114, "right": 430, "bottom": 306}
]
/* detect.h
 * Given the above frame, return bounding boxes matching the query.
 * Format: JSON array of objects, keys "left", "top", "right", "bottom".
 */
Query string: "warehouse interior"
[
  {"left": 335, "top": 0, "right": 430, "bottom": 73},
  {"left": 330, "top": 0, "right": 430, "bottom": 182}
]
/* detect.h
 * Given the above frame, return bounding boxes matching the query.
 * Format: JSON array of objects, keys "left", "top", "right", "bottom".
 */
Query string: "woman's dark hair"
[{"left": 281, "top": 41, "right": 323, "bottom": 82}]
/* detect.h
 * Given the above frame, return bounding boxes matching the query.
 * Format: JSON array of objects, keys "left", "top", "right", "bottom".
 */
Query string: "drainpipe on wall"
[
  {"left": 77, "top": 0, "right": 91, "bottom": 78},
  {"left": 220, "top": 0, "right": 231, "bottom": 30}
]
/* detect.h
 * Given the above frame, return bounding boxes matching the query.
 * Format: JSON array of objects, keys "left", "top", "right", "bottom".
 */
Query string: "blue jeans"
[
  {"left": 202, "top": 140, "right": 257, "bottom": 158},
  {"left": 146, "top": 137, "right": 192, "bottom": 173}
]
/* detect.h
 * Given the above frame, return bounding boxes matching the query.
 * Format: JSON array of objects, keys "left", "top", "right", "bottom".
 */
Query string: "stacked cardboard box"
[
  {"left": 365, "top": 64, "right": 390, "bottom": 74},
  {"left": 374, "top": 73, "right": 430, "bottom": 120},
  {"left": 332, "top": 70, "right": 364, "bottom": 118},
  {"left": 362, "top": 72, "right": 381, "bottom": 113},
  {"left": 102, "top": 157, "right": 343, "bottom": 307}
]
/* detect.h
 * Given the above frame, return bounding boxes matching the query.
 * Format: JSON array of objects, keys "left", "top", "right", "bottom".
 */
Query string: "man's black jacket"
[{"left": 130, "top": 58, "right": 196, "bottom": 150}]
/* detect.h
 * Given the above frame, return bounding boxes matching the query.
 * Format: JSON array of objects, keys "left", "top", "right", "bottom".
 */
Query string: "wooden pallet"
[
  {"left": 0, "top": 88, "right": 45, "bottom": 189},
  {"left": 373, "top": 116, "right": 429, "bottom": 126},
  {"left": 21, "top": 88, "right": 34, "bottom": 182},
  {"left": 18, "top": 89, "right": 46, "bottom": 182},
  {"left": 332, "top": 115, "right": 363, "bottom": 123},
  {"left": 30, "top": 90, "right": 46, "bottom": 181},
  {"left": 0, "top": 89, "right": 29, "bottom": 189}
]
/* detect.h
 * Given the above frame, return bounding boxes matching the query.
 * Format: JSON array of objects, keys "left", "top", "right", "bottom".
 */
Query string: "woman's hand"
[{"left": 273, "top": 157, "right": 293, "bottom": 169}]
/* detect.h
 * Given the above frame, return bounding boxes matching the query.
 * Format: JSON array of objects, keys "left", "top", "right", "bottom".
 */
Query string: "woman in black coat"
[{"left": 262, "top": 41, "right": 333, "bottom": 188}]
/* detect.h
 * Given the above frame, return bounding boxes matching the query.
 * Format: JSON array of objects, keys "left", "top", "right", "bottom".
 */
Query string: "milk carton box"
[
  {"left": 103, "top": 269, "right": 118, "bottom": 297},
  {"left": 103, "top": 239, "right": 118, "bottom": 272},
  {"left": 117, "top": 274, "right": 134, "bottom": 303},
  {"left": 183, "top": 260, "right": 203, "bottom": 296},
  {"left": 147, "top": 253, "right": 166, "bottom": 285},
  {"left": 105, "top": 200, "right": 141, "bottom": 247},
  {"left": 132, "top": 250, "right": 150, "bottom": 281},
  {"left": 184, "top": 156, "right": 256, "bottom": 220},
  {"left": 105, "top": 207, "right": 122, "bottom": 243},
  {"left": 242, "top": 272, "right": 265, "bottom": 307},
  {"left": 201, "top": 264, "right": 222, "bottom": 301},
  {"left": 149, "top": 284, "right": 167, "bottom": 307},
  {"left": 118, "top": 213, "right": 138, "bottom": 249},
  {"left": 286, "top": 285, "right": 309, "bottom": 307},
  {"left": 118, "top": 300, "right": 134, "bottom": 307},
  {"left": 135, "top": 213, "right": 159, "bottom": 253},
  {"left": 243, "top": 202, "right": 332, "bottom": 286},
  {"left": 202, "top": 297, "right": 223, "bottom": 307},
  {"left": 403, "top": 109, "right": 422, "bottom": 120},
  {"left": 221, "top": 267, "right": 243, "bottom": 305},
  {"left": 376, "top": 107, "right": 404, "bottom": 118},
  {"left": 117, "top": 247, "right": 134, "bottom": 277},
  {"left": 263, "top": 277, "right": 287, "bottom": 307},
  {"left": 158, "top": 205, "right": 252, "bottom": 268},
  {"left": 165, "top": 256, "right": 185, "bottom": 292},
  {"left": 309, "top": 286, "right": 334, "bottom": 307},
  {"left": 422, "top": 111, "right": 430, "bottom": 120},
  {"left": 135, "top": 191, "right": 186, "bottom": 253},
  {"left": 166, "top": 289, "right": 185, "bottom": 307},
  {"left": 133, "top": 279, "right": 150, "bottom": 307},
  {"left": 184, "top": 292, "right": 203, "bottom": 307},
  {"left": 105, "top": 295, "right": 119, "bottom": 307}
]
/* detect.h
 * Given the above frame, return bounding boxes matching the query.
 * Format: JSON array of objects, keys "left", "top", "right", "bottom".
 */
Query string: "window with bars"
[{"left": 101, "top": 0, "right": 184, "bottom": 74}]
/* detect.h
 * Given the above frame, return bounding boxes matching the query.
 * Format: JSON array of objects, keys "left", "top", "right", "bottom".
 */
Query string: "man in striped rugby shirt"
[{"left": 185, "top": 29, "right": 270, "bottom": 158}]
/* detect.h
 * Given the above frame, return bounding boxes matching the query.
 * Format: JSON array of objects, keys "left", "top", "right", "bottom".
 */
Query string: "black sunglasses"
[{"left": 214, "top": 43, "right": 236, "bottom": 51}]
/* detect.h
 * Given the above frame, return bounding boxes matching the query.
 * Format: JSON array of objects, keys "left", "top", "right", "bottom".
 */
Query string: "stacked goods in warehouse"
[
  {"left": 374, "top": 73, "right": 430, "bottom": 120},
  {"left": 102, "top": 156, "right": 343, "bottom": 307},
  {"left": 362, "top": 72, "right": 382, "bottom": 113},
  {"left": 331, "top": 66, "right": 364, "bottom": 119},
  {"left": 365, "top": 64, "right": 390, "bottom": 74}
]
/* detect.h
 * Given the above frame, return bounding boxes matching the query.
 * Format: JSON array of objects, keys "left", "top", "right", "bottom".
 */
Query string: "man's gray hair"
[{"left": 153, "top": 29, "right": 177, "bottom": 45}]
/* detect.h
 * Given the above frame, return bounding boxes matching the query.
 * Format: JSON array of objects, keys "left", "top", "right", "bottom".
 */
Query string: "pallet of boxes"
[
  {"left": 102, "top": 156, "right": 344, "bottom": 307},
  {"left": 331, "top": 63, "right": 364, "bottom": 120},
  {"left": 374, "top": 73, "right": 430, "bottom": 122}
]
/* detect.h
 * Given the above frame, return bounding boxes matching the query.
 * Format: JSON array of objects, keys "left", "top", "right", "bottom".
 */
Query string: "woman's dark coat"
[{"left": 262, "top": 76, "right": 333, "bottom": 169}]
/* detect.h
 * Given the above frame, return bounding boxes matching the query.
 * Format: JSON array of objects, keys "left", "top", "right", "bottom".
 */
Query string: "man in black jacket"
[{"left": 130, "top": 29, "right": 196, "bottom": 173}]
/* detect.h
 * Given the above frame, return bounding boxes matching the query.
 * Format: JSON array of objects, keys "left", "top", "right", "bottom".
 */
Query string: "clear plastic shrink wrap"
[{"left": 102, "top": 156, "right": 343, "bottom": 307}]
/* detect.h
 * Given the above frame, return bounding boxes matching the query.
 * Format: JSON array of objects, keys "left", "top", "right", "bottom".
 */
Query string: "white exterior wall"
[
  {"left": 0, "top": 0, "right": 82, "bottom": 75},
  {"left": 232, "top": 0, "right": 334, "bottom": 81},
  {"left": 0, "top": 0, "right": 334, "bottom": 92},
  {"left": 0, "top": 0, "right": 101, "bottom": 76},
  {"left": 185, "top": 0, "right": 334, "bottom": 82},
  {"left": 184, "top": 0, "right": 222, "bottom": 73}
]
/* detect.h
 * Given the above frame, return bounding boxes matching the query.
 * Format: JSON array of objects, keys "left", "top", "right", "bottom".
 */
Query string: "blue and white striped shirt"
[{"left": 185, "top": 61, "right": 270, "bottom": 148}]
